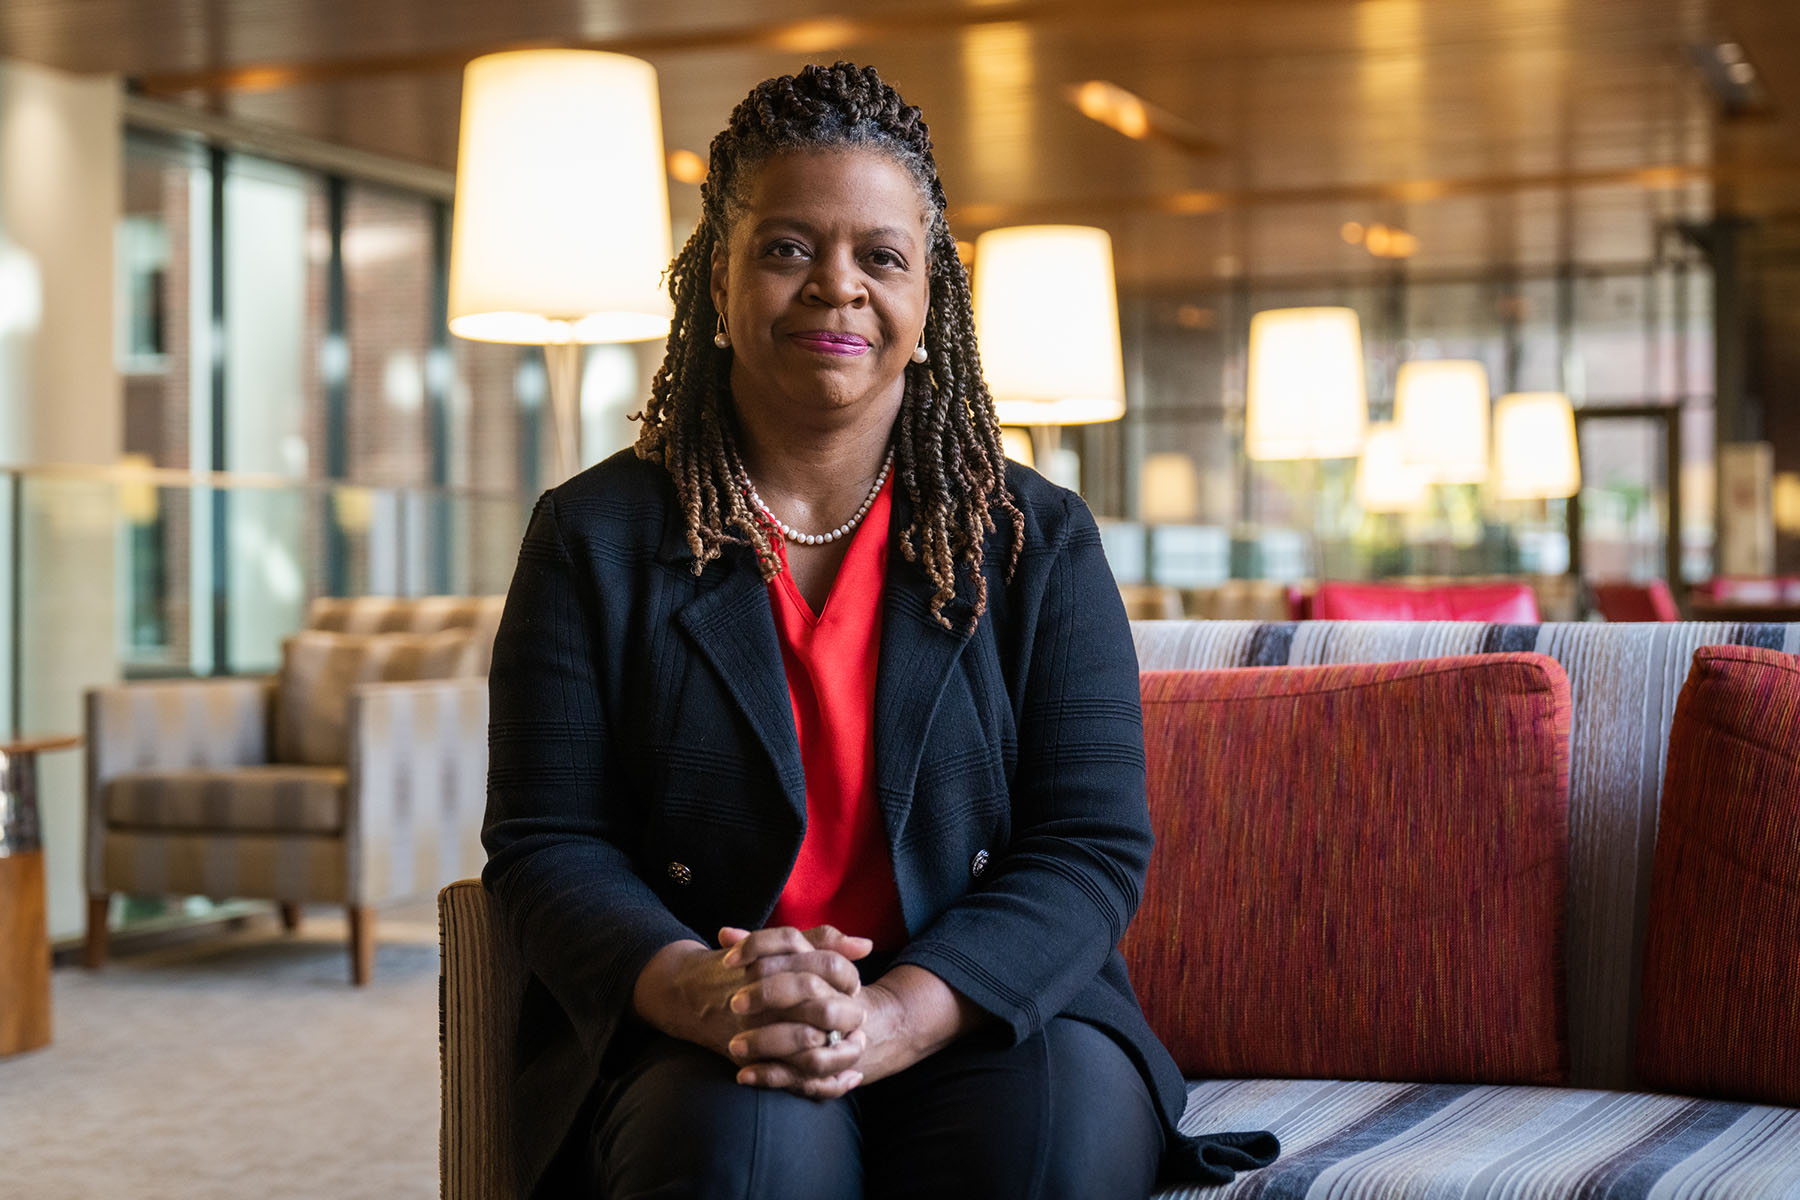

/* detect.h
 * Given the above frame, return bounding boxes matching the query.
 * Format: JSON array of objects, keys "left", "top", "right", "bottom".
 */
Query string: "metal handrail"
[{"left": 0, "top": 460, "right": 529, "bottom": 502}]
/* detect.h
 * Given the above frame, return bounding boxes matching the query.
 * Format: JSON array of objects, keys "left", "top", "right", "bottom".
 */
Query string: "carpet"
[{"left": 0, "top": 903, "right": 441, "bottom": 1200}]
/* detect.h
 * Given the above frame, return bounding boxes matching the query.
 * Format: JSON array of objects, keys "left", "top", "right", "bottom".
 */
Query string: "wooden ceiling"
[{"left": 6, "top": 0, "right": 1799, "bottom": 284}]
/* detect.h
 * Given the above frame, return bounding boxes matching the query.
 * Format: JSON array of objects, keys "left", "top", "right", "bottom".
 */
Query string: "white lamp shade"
[
  {"left": 1245, "top": 306, "right": 1367, "bottom": 459},
  {"left": 1494, "top": 392, "right": 1581, "bottom": 499},
  {"left": 1393, "top": 359, "right": 1489, "bottom": 483},
  {"left": 1355, "top": 423, "right": 1430, "bottom": 513},
  {"left": 999, "top": 427, "right": 1036, "bottom": 467},
  {"left": 448, "top": 50, "right": 674, "bottom": 344},
  {"left": 973, "top": 225, "right": 1125, "bottom": 426},
  {"left": 0, "top": 237, "right": 43, "bottom": 337},
  {"left": 1139, "top": 452, "right": 1201, "bottom": 522}
]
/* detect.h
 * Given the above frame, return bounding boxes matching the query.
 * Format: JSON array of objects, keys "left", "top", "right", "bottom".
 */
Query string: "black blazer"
[{"left": 482, "top": 449, "right": 1276, "bottom": 1195}]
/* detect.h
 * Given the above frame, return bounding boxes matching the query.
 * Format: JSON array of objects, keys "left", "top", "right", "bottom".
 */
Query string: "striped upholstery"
[
  {"left": 104, "top": 765, "right": 346, "bottom": 834},
  {"left": 1159, "top": 1078, "right": 1800, "bottom": 1199},
  {"left": 439, "top": 880, "right": 523, "bottom": 1200},
  {"left": 101, "top": 830, "right": 350, "bottom": 904},
  {"left": 1637, "top": 645, "right": 1800, "bottom": 1108},
  {"left": 350, "top": 679, "right": 490, "bottom": 905},
  {"left": 274, "top": 629, "right": 473, "bottom": 765},
  {"left": 86, "top": 597, "right": 503, "bottom": 931},
  {"left": 305, "top": 594, "right": 505, "bottom": 676},
  {"left": 1131, "top": 655, "right": 1571, "bottom": 1085}
]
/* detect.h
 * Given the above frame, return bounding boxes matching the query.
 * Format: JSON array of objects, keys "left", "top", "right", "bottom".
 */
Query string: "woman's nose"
[{"left": 802, "top": 249, "right": 865, "bottom": 307}]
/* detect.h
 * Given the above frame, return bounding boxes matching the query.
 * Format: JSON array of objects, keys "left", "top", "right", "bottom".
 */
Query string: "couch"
[
  {"left": 86, "top": 595, "right": 502, "bottom": 984},
  {"left": 439, "top": 618, "right": 1800, "bottom": 1198}
]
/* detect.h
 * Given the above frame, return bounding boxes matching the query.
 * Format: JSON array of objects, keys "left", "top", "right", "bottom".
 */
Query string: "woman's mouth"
[{"left": 790, "top": 331, "right": 871, "bottom": 357}]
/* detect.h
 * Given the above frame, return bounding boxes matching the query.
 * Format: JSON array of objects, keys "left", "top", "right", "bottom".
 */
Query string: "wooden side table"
[{"left": 1, "top": 734, "right": 79, "bottom": 1058}]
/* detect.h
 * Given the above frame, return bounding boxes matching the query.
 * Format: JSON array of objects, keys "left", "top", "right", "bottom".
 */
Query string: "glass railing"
[{"left": 1, "top": 462, "right": 533, "bottom": 737}]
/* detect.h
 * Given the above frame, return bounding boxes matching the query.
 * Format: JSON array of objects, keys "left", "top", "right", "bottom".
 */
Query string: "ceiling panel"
[{"left": 8, "top": 0, "right": 1800, "bottom": 282}]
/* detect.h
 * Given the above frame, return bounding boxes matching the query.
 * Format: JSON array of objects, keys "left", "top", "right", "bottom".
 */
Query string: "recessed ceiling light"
[
  {"left": 1073, "top": 81, "right": 1150, "bottom": 139},
  {"left": 667, "top": 150, "right": 706, "bottom": 185},
  {"left": 1064, "top": 81, "right": 1219, "bottom": 156}
]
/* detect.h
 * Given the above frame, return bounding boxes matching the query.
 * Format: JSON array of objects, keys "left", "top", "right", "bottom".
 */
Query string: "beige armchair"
[{"left": 83, "top": 595, "right": 503, "bottom": 984}]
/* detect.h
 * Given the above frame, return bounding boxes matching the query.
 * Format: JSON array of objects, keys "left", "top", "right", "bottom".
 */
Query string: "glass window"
[{"left": 343, "top": 183, "right": 434, "bottom": 488}]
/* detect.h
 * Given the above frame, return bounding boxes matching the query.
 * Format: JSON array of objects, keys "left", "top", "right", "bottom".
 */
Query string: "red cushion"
[
  {"left": 1127, "top": 654, "right": 1572, "bottom": 1084},
  {"left": 1590, "top": 580, "right": 1680, "bottom": 622},
  {"left": 1311, "top": 581, "right": 1540, "bottom": 622},
  {"left": 1636, "top": 644, "right": 1800, "bottom": 1106}
]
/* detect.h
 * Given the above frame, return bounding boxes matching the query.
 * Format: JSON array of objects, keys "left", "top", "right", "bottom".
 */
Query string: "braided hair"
[{"left": 633, "top": 61, "right": 1023, "bottom": 627}]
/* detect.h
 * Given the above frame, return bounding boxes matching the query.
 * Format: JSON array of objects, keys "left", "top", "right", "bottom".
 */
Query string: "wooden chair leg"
[
  {"left": 83, "top": 894, "right": 110, "bottom": 969},
  {"left": 348, "top": 905, "right": 373, "bottom": 986},
  {"left": 278, "top": 902, "right": 301, "bottom": 932}
]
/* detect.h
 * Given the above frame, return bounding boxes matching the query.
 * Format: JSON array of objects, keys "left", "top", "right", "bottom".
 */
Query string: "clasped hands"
[{"left": 632, "top": 924, "right": 906, "bottom": 1100}]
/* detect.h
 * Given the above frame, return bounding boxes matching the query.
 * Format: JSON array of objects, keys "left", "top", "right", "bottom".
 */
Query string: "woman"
[{"left": 482, "top": 62, "right": 1277, "bottom": 1199}]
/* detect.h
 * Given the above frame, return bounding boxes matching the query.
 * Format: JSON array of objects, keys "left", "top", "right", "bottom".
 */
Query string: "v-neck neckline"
[{"left": 768, "top": 475, "right": 892, "bottom": 628}]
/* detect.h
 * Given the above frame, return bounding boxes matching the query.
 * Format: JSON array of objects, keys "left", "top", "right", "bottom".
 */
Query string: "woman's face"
[{"left": 710, "top": 147, "right": 932, "bottom": 433}]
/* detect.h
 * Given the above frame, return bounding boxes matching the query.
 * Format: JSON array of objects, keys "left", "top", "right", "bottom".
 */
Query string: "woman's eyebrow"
[{"left": 748, "top": 217, "right": 917, "bottom": 246}]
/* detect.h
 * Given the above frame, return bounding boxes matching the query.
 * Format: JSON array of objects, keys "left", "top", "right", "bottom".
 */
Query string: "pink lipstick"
[{"left": 791, "top": 331, "right": 870, "bottom": 356}]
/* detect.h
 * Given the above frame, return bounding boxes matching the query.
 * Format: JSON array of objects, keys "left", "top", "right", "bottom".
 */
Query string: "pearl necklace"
[{"left": 738, "top": 447, "right": 894, "bottom": 547}]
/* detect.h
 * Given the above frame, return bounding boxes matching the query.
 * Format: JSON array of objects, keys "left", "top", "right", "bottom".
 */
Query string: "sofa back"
[
  {"left": 1130, "top": 618, "right": 1800, "bottom": 1091},
  {"left": 303, "top": 595, "right": 506, "bottom": 675}
]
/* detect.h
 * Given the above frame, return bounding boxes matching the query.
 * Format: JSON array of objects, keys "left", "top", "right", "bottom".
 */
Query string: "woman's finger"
[
  {"left": 738, "top": 1060, "right": 864, "bottom": 1097},
  {"left": 743, "top": 949, "right": 861, "bottom": 994},
  {"left": 728, "top": 1022, "right": 864, "bottom": 1068},
  {"left": 786, "top": 1069, "right": 864, "bottom": 1100},
  {"left": 720, "top": 926, "right": 812, "bottom": 968},
  {"left": 731, "top": 975, "right": 867, "bottom": 1025},
  {"left": 803, "top": 925, "right": 876, "bottom": 960}
]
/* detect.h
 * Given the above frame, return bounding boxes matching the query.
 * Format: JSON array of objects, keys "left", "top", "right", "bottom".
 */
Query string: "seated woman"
[{"left": 482, "top": 61, "right": 1278, "bottom": 1200}]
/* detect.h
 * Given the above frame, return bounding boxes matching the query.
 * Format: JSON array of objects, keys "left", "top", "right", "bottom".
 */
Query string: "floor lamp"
[
  {"left": 1244, "top": 306, "right": 1369, "bottom": 576},
  {"left": 447, "top": 49, "right": 673, "bottom": 480},
  {"left": 972, "top": 225, "right": 1125, "bottom": 489}
]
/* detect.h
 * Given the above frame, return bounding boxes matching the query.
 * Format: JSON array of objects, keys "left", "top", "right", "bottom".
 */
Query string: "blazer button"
[
  {"left": 970, "top": 849, "right": 989, "bottom": 879},
  {"left": 667, "top": 861, "right": 693, "bottom": 886}
]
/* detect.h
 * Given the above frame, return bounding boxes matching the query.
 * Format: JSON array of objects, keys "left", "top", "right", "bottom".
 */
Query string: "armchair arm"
[
  {"left": 84, "top": 676, "right": 277, "bottom": 896},
  {"left": 346, "top": 678, "right": 488, "bottom": 905},
  {"left": 439, "top": 879, "right": 523, "bottom": 1200},
  {"left": 85, "top": 677, "right": 276, "bottom": 781}
]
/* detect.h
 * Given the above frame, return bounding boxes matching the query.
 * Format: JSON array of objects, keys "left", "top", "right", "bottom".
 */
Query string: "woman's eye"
[
  {"left": 767, "top": 240, "right": 807, "bottom": 258},
  {"left": 869, "top": 249, "right": 906, "bottom": 269}
]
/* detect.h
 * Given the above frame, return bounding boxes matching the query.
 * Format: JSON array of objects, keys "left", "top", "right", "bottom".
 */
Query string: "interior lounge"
[{"left": 2, "top": 2, "right": 1798, "bottom": 1197}]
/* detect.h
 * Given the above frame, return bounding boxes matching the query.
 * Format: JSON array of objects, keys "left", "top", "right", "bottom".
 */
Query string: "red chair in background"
[
  {"left": 1308, "top": 581, "right": 1541, "bottom": 623},
  {"left": 1590, "top": 580, "right": 1680, "bottom": 622}
]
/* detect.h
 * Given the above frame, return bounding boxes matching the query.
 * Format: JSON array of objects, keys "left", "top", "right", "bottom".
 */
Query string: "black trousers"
[{"left": 585, "top": 1016, "right": 1164, "bottom": 1200}]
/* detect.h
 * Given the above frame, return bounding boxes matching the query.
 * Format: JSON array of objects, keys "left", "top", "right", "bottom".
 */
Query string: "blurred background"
[{"left": 2, "top": 0, "right": 1799, "bottom": 940}]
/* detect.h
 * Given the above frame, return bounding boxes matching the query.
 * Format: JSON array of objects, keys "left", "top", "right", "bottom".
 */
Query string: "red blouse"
[{"left": 764, "top": 475, "right": 908, "bottom": 951}]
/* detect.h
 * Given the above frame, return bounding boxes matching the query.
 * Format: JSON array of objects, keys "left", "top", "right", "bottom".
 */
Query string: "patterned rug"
[{"left": 0, "top": 904, "right": 440, "bottom": 1200}]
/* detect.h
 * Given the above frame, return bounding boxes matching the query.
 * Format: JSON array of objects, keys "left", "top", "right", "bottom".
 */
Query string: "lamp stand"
[{"left": 543, "top": 340, "right": 583, "bottom": 481}]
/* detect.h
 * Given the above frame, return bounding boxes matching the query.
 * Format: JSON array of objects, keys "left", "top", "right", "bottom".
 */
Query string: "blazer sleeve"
[
  {"left": 890, "top": 493, "right": 1151, "bottom": 1044},
  {"left": 482, "top": 490, "right": 702, "bottom": 1055}
]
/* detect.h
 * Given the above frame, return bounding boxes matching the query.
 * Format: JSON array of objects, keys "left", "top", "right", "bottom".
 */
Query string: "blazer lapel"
[
  {"left": 668, "top": 540, "right": 808, "bottom": 830},
  {"left": 873, "top": 492, "right": 977, "bottom": 849}
]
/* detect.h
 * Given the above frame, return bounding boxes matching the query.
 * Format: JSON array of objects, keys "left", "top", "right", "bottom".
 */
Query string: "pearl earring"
[
  {"left": 713, "top": 316, "right": 730, "bottom": 350},
  {"left": 911, "top": 341, "right": 929, "bottom": 364}
]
